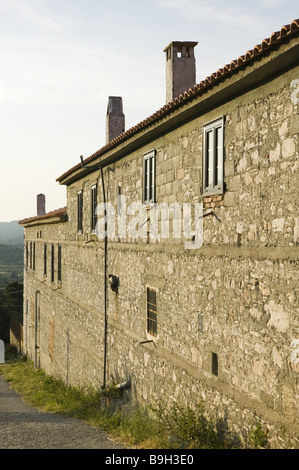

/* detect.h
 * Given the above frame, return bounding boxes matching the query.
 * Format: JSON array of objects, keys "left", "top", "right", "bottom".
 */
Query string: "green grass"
[{"left": 0, "top": 357, "right": 267, "bottom": 449}]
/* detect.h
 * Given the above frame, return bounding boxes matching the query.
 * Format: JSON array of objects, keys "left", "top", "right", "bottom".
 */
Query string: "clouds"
[
  {"left": 151, "top": 0, "right": 258, "bottom": 30},
  {"left": 0, "top": 0, "right": 63, "bottom": 33},
  {"left": 1, "top": 0, "right": 299, "bottom": 221}
]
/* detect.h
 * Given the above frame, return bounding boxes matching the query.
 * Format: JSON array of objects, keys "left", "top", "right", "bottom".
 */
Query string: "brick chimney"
[
  {"left": 37, "top": 194, "right": 46, "bottom": 217},
  {"left": 106, "top": 96, "right": 125, "bottom": 144},
  {"left": 164, "top": 41, "right": 198, "bottom": 103}
]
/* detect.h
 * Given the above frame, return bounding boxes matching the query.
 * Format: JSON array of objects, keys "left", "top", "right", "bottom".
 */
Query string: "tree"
[{"left": 0, "top": 282, "right": 23, "bottom": 344}]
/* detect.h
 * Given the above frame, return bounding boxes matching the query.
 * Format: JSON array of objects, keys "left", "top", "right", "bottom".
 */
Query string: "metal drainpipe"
[
  {"left": 100, "top": 166, "right": 108, "bottom": 390},
  {"left": 34, "top": 290, "right": 40, "bottom": 369}
]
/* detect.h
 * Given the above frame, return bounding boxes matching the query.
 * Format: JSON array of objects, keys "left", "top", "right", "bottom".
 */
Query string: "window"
[
  {"left": 212, "top": 352, "right": 218, "bottom": 376},
  {"left": 58, "top": 244, "right": 62, "bottom": 282},
  {"left": 202, "top": 116, "right": 224, "bottom": 195},
  {"left": 51, "top": 244, "right": 55, "bottom": 283},
  {"left": 77, "top": 190, "right": 83, "bottom": 233},
  {"left": 44, "top": 244, "right": 47, "bottom": 277},
  {"left": 32, "top": 242, "right": 36, "bottom": 271},
  {"left": 143, "top": 150, "right": 156, "bottom": 204},
  {"left": 91, "top": 184, "right": 97, "bottom": 233},
  {"left": 147, "top": 288, "right": 157, "bottom": 337},
  {"left": 25, "top": 243, "right": 29, "bottom": 268}
]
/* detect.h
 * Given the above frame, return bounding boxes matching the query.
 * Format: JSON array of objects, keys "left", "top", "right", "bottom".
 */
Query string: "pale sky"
[{"left": 0, "top": 0, "right": 298, "bottom": 222}]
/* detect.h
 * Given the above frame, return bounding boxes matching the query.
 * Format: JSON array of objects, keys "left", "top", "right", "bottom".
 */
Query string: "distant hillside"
[
  {"left": 0, "top": 220, "right": 24, "bottom": 246},
  {"left": 0, "top": 244, "right": 23, "bottom": 265}
]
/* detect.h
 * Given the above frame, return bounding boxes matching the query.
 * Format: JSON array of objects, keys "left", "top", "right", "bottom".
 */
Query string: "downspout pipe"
[
  {"left": 80, "top": 158, "right": 109, "bottom": 390},
  {"left": 100, "top": 165, "right": 108, "bottom": 391},
  {"left": 34, "top": 290, "right": 40, "bottom": 369}
]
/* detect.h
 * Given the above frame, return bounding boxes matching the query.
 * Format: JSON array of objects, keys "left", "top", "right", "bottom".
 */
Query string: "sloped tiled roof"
[
  {"left": 57, "top": 19, "right": 299, "bottom": 183},
  {"left": 19, "top": 207, "right": 67, "bottom": 226}
]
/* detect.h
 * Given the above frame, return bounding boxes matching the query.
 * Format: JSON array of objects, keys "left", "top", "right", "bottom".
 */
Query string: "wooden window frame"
[
  {"left": 143, "top": 150, "right": 156, "bottom": 204},
  {"left": 202, "top": 116, "right": 224, "bottom": 196}
]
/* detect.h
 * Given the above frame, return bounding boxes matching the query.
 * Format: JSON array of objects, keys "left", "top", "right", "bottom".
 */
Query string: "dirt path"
[{"left": 0, "top": 374, "right": 125, "bottom": 449}]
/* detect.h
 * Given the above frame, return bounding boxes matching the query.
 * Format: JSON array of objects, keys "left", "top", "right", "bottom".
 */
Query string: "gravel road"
[{"left": 0, "top": 374, "right": 125, "bottom": 449}]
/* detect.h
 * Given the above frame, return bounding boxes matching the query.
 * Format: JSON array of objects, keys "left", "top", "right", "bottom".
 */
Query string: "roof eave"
[
  {"left": 57, "top": 23, "right": 299, "bottom": 186},
  {"left": 19, "top": 209, "right": 68, "bottom": 227}
]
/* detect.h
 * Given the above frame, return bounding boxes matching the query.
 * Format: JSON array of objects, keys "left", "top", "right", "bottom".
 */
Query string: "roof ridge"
[{"left": 57, "top": 18, "right": 299, "bottom": 183}]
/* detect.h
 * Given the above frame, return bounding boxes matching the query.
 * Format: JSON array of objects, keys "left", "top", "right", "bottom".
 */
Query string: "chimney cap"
[
  {"left": 37, "top": 193, "right": 46, "bottom": 217},
  {"left": 163, "top": 41, "right": 198, "bottom": 52},
  {"left": 106, "top": 96, "right": 124, "bottom": 115}
]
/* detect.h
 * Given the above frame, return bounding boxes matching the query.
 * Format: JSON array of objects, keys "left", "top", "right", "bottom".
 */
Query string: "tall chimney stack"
[
  {"left": 164, "top": 41, "right": 198, "bottom": 103},
  {"left": 37, "top": 194, "right": 46, "bottom": 217},
  {"left": 106, "top": 96, "right": 125, "bottom": 144}
]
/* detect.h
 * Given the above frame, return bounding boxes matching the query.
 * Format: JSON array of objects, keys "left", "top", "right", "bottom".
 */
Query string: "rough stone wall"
[{"left": 22, "top": 64, "right": 299, "bottom": 447}]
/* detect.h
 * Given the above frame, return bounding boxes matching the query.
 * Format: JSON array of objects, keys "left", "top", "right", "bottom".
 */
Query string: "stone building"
[{"left": 20, "top": 20, "right": 299, "bottom": 447}]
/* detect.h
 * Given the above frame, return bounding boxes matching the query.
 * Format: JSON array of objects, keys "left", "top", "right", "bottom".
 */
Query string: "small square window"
[
  {"left": 202, "top": 117, "right": 224, "bottom": 196},
  {"left": 147, "top": 287, "right": 157, "bottom": 337}
]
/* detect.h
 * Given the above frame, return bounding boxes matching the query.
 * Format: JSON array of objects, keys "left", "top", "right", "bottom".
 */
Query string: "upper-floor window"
[
  {"left": 202, "top": 116, "right": 224, "bottom": 196},
  {"left": 32, "top": 242, "right": 36, "bottom": 271},
  {"left": 77, "top": 190, "right": 83, "bottom": 233},
  {"left": 143, "top": 150, "right": 156, "bottom": 204},
  {"left": 44, "top": 244, "right": 47, "bottom": 277},
  {"left": 51, "top": 244, "right": 55, "bottom": 283},
  {"left": 58, "top": 244, "right": 62, "bottom": 282},
  {"left": 25, "top": 242, "right": 29, "bottom": 268},
  {"left": 91, "top": 184, "right": 97, "bottom": 233}
]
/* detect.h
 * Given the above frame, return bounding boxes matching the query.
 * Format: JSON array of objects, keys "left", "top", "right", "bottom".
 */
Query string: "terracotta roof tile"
[
  {"left": 19, "top": 207, "right": 67, "bottom": 226},
  {"left": 57, "top": 18, "right": 299, "bottom": 183}
]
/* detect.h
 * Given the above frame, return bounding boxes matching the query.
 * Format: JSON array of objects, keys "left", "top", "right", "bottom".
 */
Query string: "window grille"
[{"left": 147, "top": 287, "right": 157, "bottom": 337}]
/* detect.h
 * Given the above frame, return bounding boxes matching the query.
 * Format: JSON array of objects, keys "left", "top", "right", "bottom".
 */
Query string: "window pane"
[
  {"left": 91, "top": 186, "right": 97, "bottom": 231},
  {"left": 215, "top": 126, "right": 223, "bottom": 186},
  {"left": 58, "top": 244, "right": 62, "bottom": 282},
  {"left": 44, "top": 244, "right": 47, "bottom": 276},
  {"left": 207, "top": 130, "right": 213, "bottom": 187},
  {"left": 203, "top": 117, "right": 224, "bottom": 194},
  {"left": 51, "top": 245, "right": 54, "bottom": 283},
  {"left": 147, "top": 288, "right": 157, "bottom": 336},
  {"left": 144, "top": 158, "right": 149, "bottom": 202},
  {"left": 150, "top": 156, "right": 155, "bottom": 201},
  {"left": 78, "top": 191, "right": 83, "bottom": 232},
  {"left": 143, "top": 152, "right": 155, "bottom": 203}
]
